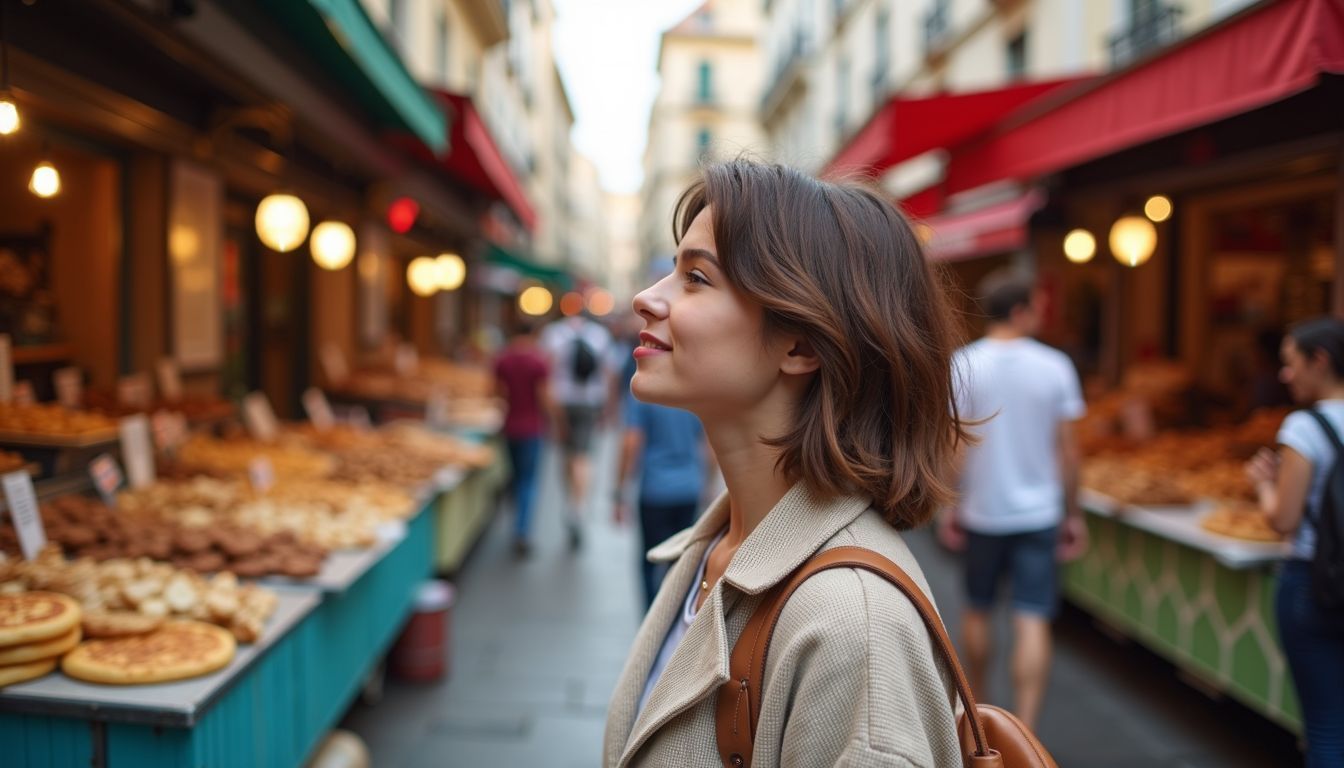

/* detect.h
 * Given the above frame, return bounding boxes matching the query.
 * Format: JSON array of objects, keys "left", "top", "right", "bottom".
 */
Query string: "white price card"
[
  {"left": 320, "top": 343, "right": 350, "bottom": 385},
  {"left": 88, "top": 453, "right": 125, "bottom": 508},
  {"left": 302, "top": 387, "right": 335, "bottom": 432},
  {"left": 117, "top": 373, "right": 153, "bottom": 410},
  {"left": 242, "top": 391, "right": 280, "bottom": 442},
  {"left": 53, "top": 366, "right": 83, "bottom": 409},
  {"left": 151, "top": 411, "right": 188, "bottom": 455},
  {"left": 2, "top": 470, "right": 46, "bottom": 560},
  {"left": 0, "top": 334, "right": 13, "bottom": 404},
  {"left": 426, "top": 389, "right": 450, "bottom": 428},
  {"left": 12, "top": 380, "right": 35, "bottom": 406},
  {"left": 156, "top": 358, "right": 183, "bottom": 403},
  {"left": 348, "top": 405, "right": 373, "bottom": 432},
  {"left": 248, "top": 456, "right": 275, "bottom": 493},
  {"left": 394, "top": 342, "right": 418, "bottom": 376},
  {"left": 119, "top": 414, "right": 156, "bottom": 489}
]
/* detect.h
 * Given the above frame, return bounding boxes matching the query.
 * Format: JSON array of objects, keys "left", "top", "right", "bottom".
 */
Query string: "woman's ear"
[{"left": 780, "top": 337, "right": 821, "bottom": 376}]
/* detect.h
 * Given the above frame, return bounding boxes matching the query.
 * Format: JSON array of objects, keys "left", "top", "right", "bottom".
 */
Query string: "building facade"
[{"left": 639, "top": 0, "right": 768, "bottom": 271}]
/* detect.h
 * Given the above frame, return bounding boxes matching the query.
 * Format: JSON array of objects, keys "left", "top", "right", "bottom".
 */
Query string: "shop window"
[{"left": 1006, "top": 31, "right": 1027, "bottom": 79}]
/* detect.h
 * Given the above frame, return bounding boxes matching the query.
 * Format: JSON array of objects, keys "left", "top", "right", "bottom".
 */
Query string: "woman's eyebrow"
[{"left": 675, "top": 248, "right": 721, "bottom": 270}]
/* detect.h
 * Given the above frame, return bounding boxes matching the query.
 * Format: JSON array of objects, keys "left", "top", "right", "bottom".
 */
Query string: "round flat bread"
[
  {"left": 0, "top": 626, "right": 81, "bottom": 666},
  {"left": 0, "top": 592, "right": 82, "bottom": 648},
  {"left": 81, "top": 611, "right": 165, "bottom": 639},
  {"left": 0, "top": 657, "right": 57, "bottom": 688},
  {"left": 62, "top": 620, "right": 235, "bottom": 685}
]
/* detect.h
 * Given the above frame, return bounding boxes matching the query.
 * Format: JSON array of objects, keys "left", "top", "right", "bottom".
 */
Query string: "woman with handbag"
[
  {"left": 1246, "top": 317, "right": 1344, "bottom": 768},
  {"left": 604, "top": 159, "right": 978, "bottom": 767}
]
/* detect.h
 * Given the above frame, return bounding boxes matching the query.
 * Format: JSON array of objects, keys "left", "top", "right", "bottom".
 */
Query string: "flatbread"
[
  {"left": 0, "top": 626, "right": 80, "bottom": 666},
  {"left": 62, "top": 620, "right": 235, "bottom": 685},
  {"left": 0, "top": 592, "right": 82, "bottom": 648},
  {"left": 1200, "top": 505, "right": 1283, "bottom": 542},
  {"left": 81, "top": 611, "right": 165, "bottom": 639},
  {"left": 0, "top": 657, "right": 57, "bottom": 687}
]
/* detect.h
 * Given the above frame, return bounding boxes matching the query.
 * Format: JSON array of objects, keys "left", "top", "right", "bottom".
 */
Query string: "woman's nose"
[{"left": 633, "top": 279, "right": 669, "bottom": 321}]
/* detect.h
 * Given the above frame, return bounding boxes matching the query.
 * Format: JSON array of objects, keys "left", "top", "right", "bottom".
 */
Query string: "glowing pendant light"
[
  {"left": 436, "top": 253, "right": 466, "bottom": 291},
  {"left": 256, "top": 193, "right": 310, "bottom": 252},
  {"left": 29, "top": 160, "right": 59, "bottom": 198},
  {"left": 310, "top": 221, "right": 356, "bottom": 270},
  {"left": 1109, "top": 215, "right": 1157, "bottom": 268}
]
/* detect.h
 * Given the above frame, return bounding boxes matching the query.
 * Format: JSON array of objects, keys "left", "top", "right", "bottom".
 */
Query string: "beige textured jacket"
[{"left": 603, "top": 482, "right": 962, "bottom": 767}]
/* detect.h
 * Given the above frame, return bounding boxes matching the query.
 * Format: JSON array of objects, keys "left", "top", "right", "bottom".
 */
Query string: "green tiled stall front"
[
  {"left": 0, "top": 495, "right": 438, "bottom": 768},
  {"left": 435, "top": 441, "right": 506, "bottom": 573},
  {"left": 1064, "top": 512, "right": 1302, "bottom": 733}
]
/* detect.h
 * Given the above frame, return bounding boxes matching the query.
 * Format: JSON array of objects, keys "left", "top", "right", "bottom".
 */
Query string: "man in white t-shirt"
[
  {"left": 540, "top": 313, "right": 615, "bottom": 550},
  {"left": 940, "top": 270, "right": 1088, "bottom": 730}
]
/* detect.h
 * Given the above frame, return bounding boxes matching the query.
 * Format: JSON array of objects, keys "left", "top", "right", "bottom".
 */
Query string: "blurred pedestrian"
[
  {"left": 939, "top": 270, "right": 1087, "bottom": 731},
  {"left": 1245, "top": 316, "right": 1344, "bottom": 768},
  {"left": 494, "top": 320, "right": 551, "bottom": 556},
  {"left": 540, "top": 310, "right": 615, "bottom": 550},
  {"left": 604, "top": 160, "right": 966, "bottom": 767},
  {"left": 613, "top": 388, "right": 712, "bottom": 608}
]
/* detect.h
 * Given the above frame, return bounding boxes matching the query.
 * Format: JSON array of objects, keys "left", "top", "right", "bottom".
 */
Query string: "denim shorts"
[{"left": 964, "top": 526, "right": 1060, "bottom": 619}]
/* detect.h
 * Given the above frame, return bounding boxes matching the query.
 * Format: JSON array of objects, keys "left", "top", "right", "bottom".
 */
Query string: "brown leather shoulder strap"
[{"left": 714, "top": 546, "right": 990, "bottom": 768}]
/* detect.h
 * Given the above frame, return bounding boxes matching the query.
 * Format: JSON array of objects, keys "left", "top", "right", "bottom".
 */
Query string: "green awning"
[
  {"left": 487, "top": 243, "right": 573, "bottom": 290},
  {"left": 270, "top": 0, "right": 448, "bottom": 153}
]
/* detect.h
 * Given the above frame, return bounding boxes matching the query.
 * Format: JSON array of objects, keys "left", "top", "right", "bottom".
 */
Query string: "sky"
[{"left": 552, "top": 0, "right": 706, "bottom": 195}]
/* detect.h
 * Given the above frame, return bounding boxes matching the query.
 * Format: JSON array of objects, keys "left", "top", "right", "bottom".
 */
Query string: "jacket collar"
[
  {"left": 614, "top": 483, "right": 872, "bottom": 766},
  {"left": 647, "top": 481, "right": 872, "bottom": 594}
]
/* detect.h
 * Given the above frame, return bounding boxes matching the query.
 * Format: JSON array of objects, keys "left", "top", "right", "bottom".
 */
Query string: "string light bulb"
[
  {"left": 255, "top": 193, "right": 310, "bottom": 252},
  {"left": 0, "top": 98, "right": 17, "bottom": 136},
  {"left": 310, "top": 221, "right": 356, "bottom": 270},
  {"left": 29, "top": 160, "right": 59, "bottom": 198}
]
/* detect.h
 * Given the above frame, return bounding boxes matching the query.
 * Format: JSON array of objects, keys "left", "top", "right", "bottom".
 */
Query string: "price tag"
[
  {"left": 248, "top": 456, "right": 275, "bottom": 493},
  {"left": 53, "top": 367, "right": 83, "bottom": 409},
  {"left": 302, "top": 387, "right": 335, "bottom": 431},
  {"left": 151, "top": 411, "right": 188, "bottom": 455},
  {"left": 117, "top": 373, "right": 153, "bottom": 410},
  {"left": 394, "top": 342, "right": 418, "bottom": 376},
  {"left": 348, "top": 405, "right": 373, "bottom": 432},
  {"left": 320, "top": 343, "right": 349, "bottom": 385},
  {"left": 426, "top": 389, "right": 449, "bottom": 428},
  {"left": 119, "top": 414, "right": 156, "bottom": 489},
  {"left": 1, "top": 470, "right": 46, "bottom": 560},
  {"left": 12, "top": 380, "right": 35, "bottom": 406},
  {"left": 88, "top": 453, "right": 125, "bottom": 508},
  {"left": 0, "top": 334, "right": 12, "bottom": 404},
  {"left": 242, "top": 391, "right": 279, "bottom": 442},
  {"left": 156, "top": 358, "right": 183, "bottom": 403}
]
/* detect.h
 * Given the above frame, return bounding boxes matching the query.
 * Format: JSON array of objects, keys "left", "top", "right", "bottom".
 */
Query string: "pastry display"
[
  {"left": 0, "top": 549, "right": 278, "bottom": 642},
  {"left": 1081, "top": 459, "right": 1192, "bottom": 507},
  {"left": 0, "top": 591, "right": 82, "bottom": 648},
  {"left": 62, "top": 620, "right": 235, "bottom": 685},
  {"left": 176, "top": 436, "right": 335, "bottom": 480},
  {"left": 0, "top": 403, "right": 117, "bottom": 437},
  {"left": 1200, "top": 504, "right": 1283, "bottom": 543}
]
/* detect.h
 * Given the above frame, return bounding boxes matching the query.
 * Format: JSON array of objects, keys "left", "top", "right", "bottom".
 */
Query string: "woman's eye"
[{"left": 685, "top": 270, "right": 708, "bottom": 286}]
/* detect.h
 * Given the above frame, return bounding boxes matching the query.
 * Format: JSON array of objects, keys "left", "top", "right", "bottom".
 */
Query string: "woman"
[
  {"left": 603, "top": 160, "right": 967, "bottom": 767},
  {"left": 1246, "top": 316, "right": 1344, "bottom": 768}
]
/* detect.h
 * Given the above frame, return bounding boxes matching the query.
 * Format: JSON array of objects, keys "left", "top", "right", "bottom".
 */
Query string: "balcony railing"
[
  {"left": 1109, "top": 3, "right": 1184, "bottom": 66},
  {"left": 923, "top": 2, "right": 950, "bottom": 56}
]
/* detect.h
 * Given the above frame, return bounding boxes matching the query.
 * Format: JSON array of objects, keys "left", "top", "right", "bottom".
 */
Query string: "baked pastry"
[
  {"left": 62, "top": 620, "right": 236, "bottom": 685},
  {"left": 0, "top": 592, "right": 82, "bottom": 647},
  {"left": 0, "top": 657, "right": 57, "bottom": 687},
  {"left": 0, "top": 626, "right": 81, "bottom": 665},
  {"left": 81, "top": 611, "right": 165, "bottom": 639},
  {"left": 1200, "top": 504, "right": 1282, "bottom": 542}
]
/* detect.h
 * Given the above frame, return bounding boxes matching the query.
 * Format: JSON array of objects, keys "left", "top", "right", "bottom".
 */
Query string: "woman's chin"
[{"left": 630, "top": 374, "right": 676, "bottom": 408}]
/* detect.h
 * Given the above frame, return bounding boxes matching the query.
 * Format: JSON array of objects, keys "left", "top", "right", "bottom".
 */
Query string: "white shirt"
[
  {"left": 1275, "top": 401, "right": 1344, "bottom": 560},
  {"left": 953, "top": 337, "right": 1086, "bottom": 534},
  {"left": 539, "top": 317, "right": 613, "bottom": 407}
]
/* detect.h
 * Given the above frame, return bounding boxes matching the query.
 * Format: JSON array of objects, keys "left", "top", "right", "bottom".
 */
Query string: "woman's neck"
[
  {"left": 704, "top": 413, "right": 795, "bottom": 549},
  {"left": 1319, "top": 383, "right": 1344, "bottom": 402}
]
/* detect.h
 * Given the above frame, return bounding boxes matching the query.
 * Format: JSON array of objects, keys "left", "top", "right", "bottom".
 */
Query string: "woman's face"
[
  {"left": 1280, "top": 338, "right": 1327, "bottom": 403},
  {"left": 630, "top": 208, "right": 791, "bottom": 417}
]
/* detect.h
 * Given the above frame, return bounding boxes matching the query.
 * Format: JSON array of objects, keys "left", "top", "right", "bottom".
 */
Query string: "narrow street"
[{"left": 344, "top": 429, "right": 1299, "bottom": 767}]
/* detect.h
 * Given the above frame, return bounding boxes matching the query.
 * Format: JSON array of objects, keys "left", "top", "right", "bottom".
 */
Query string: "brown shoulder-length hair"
[{"left": 673, "top": 159, "right": 969, "bottom": 529}]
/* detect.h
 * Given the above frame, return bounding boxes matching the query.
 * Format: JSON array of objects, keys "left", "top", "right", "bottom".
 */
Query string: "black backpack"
[
  {"left": 1301, "top": 409, "right": 1344, "bottom": 609},
  {"left": 569, "top": 335, "right": 599, "bottom": 383}
]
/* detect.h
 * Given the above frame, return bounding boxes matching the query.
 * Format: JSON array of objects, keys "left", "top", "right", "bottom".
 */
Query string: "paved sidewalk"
[{"left": 343, "top": 433, "right": 1299, "bottom": 766}]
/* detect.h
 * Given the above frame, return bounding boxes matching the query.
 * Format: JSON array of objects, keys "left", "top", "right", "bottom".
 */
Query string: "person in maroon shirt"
[{"left": 494, "top": 321, "right": 552, "bottom": 556}]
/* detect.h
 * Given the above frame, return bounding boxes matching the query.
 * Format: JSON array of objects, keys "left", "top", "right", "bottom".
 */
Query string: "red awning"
[
  {"left": 945, "top": 0, "right": 1344, "bottom": 195},
  {"left": 824, "top": 76, "right": 1092, "bottom": 178},
  {"left": 923, "top": 188, "right": 1045, "bottom": 262},
  {"left": 431, "top": 91, "right": 537, "bottom": 231}
]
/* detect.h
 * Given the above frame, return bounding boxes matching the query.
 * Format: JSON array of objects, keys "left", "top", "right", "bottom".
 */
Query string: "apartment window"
[
  {"left": 1006, "top": 31, "right": 1027, "bottom": 79},
  {"left": 696, "top": 60, "right": 714, "bottom": 104},
  {"left": 389, "top": 0, "right": 408, "bottom": 49},
  {"left": 1110, "top": 0, "right": 1183, "bottom": 65},
  {"left": 873, "top": 8, "right": 890, "bottom": 96},
  {"left": 923, "top": 0, "right": 950, "bottom": 55},
  {"left": 436, "top": 12, "right": 451, "bottom": 82},
  {"left": 696, "top": 128, "right": 712, "bottom": 161}
]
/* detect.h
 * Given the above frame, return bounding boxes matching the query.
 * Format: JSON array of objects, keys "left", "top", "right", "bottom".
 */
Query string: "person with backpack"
[
  {"left": 604, "top": 161, "right": 1054, "bottom": 767},
  {"left": 1245, "top": 316, "right": 1344, "bottom": 768},
  {"left": 540, "top": 310, "right": 616, "bottom": 550}
]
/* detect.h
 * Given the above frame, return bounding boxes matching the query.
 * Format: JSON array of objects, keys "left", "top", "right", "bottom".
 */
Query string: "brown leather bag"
[{"left": 714, "top": 546, "right": 1058, "bottom": 768}]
